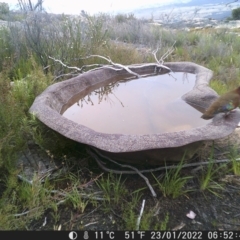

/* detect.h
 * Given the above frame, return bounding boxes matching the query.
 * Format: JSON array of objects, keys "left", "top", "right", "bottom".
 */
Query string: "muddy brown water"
[{"left": 62, "top": 72, "right": 210, "bottom": 135}]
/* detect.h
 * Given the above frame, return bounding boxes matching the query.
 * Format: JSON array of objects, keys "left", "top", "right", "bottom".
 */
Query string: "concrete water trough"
[{"left": 29, "top": 62, "right": 240, "bottom": 165}]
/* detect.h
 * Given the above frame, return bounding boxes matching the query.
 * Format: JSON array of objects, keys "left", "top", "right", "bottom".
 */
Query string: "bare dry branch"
[
  {"left": 152, "top": 41, "right": 176, "bottom": 68},
  {"left": 82, "top": 55, "right": 141, "bottom": 78},
  {"left": 79, "top": 173, "right": 104, "bottom": 189},
  {"left": 87, "top": 148, "right": 157, "bottom": 197},
  {"left": 48, "top": 56, "right": 82, "bottom": 72},
  {"left": 49, "top": 48, "right": 174, "bottom": 80},
  {"left": 105, "top": 158, "right": 157, "bottom": 197},
  {"left": 136, "top": 199, "right": 146, "bottom": 230},
  {"left": 18, "top": 0, "right": 44, "bottom": 12},
  {"left": 84, "top": 221, "right": 98, "bottom": 227},
  {"left": 13, "top": 207, "right": 41, "bottom": 217},
  {"left": 88, "top": 147, "right": 240, "bottom": 174},
  {"left": 17, "top": 174, "right": 32, "bottom": 184}
]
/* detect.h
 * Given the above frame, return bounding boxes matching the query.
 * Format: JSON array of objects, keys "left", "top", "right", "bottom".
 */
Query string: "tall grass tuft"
[{"left": 152, "top": 157, "right": 193, "bottom": 199}]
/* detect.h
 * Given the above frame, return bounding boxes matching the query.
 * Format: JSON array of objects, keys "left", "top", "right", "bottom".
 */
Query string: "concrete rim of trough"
[{"left": 29, "top": 62, "right": 240, "bottom": 153}]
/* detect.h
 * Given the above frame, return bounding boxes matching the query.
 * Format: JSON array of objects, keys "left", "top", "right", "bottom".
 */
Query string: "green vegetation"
[
  {"left": 96, "top": 173, "right": 128, "bottom": 206},
  {"left": 152, "top": 159, "right": 193, "bottom": 199},
  {"left": 232, "top": 7, "right": 240, "bottom": 20},
  {"left": 0, "top": 4, "right": 240, "bottom": 230},
  {"left": 229, "top": 146, "right": 240, "bottom": 176},
  {"left": 0, "top": 2, "right": 9, "bottom": 20},
  {"left": 199, "top": 159, "right": 226, "bottom": 197}
]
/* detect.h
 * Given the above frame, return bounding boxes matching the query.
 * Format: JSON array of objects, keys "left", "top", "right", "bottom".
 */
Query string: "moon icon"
[{"left": 69, "top": 231, "right": 78, "bottom": 240}]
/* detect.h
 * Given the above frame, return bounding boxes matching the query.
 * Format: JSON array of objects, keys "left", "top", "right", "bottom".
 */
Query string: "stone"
[{"left": 29, "top": 62, "right": 240, "bottom": 165}]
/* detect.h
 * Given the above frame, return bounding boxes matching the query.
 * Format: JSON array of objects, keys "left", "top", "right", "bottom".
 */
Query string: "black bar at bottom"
[{"left": 1, "top": 231, "right": 240, "bottom": 240}]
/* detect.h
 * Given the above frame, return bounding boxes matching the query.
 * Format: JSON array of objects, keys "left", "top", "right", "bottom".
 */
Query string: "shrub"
[
  {"left": 0, "top": 2, "right": 9, "bottom": 20},
  {"left": 232, "top": 7, "right": 240, "bottom": 20}
]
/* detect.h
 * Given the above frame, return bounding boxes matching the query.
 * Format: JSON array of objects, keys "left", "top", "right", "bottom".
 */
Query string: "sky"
[{"left": 6, "top": 0, "right": 190, "bottom": 15}]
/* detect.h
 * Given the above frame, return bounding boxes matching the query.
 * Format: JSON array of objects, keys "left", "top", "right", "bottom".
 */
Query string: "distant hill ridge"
[
  {"left": 178, "top": 0, "right": 231, "bottom": 7},
  {"left": 131, "top": 0, "right": 240, "bottom": 20}
]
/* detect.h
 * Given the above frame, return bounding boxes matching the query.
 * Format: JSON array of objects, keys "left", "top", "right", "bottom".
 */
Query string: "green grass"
[
  {"left": 0, "top": 174, "right": 53, "bottom": 229},
  {"left": 96, "top": 173, "right": 128, "bottom": 206},
  {"left": 65, "top": 186, "right": 89, "bottom": 213},
  {"left": 199, "top": 157, "right": 226, "bottom": 197},
  {"left": 152, "top": 158, "right": 193, "bottom": 199},
  {"left": 229, "top": 146, "right": 240, "bottom": 176},
  {"left": 139, "top": 211, "right": 169, "bottom": 230}
]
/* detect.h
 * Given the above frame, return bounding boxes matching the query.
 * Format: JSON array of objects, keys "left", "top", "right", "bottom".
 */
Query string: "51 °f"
[{"left": 125, "top": 231, "right": 145, "bottom": 239}]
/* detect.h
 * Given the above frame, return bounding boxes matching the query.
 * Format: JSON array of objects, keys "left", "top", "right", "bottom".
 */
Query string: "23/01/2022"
[{"left": 150, "top": 231, "right": 203, "bottom": 239}]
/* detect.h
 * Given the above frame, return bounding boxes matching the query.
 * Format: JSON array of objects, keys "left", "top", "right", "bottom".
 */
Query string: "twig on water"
[{"left": 136, "top": 199, "right": 146, "bottom": 230}]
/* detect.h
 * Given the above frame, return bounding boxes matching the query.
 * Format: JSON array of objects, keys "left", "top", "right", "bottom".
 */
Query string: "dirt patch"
[{"left": 29, "top": 175, "right": 240, "bottom": 231}]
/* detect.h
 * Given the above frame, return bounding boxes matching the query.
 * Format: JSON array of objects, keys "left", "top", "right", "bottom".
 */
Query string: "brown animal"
[{"left": 201, "top": 86, "right": 240, "bottom": 120}]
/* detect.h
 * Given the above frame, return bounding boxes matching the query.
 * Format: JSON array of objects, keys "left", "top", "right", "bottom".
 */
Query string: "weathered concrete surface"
[{"left": 29, "top": 62, "right": 240, "bottom": 165}]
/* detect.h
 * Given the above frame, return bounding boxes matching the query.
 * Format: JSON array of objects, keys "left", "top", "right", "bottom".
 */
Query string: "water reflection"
[
  {"left": 62, "top": 72, "right": 210, "bottom": 135},
  {"left": 77, "top": 81, "right": 124, "bottom": 108}
]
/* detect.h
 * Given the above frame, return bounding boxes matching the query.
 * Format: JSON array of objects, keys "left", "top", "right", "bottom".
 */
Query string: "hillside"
[{"left": 131, "top": 0, "right": 240, "bottom": 21}]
